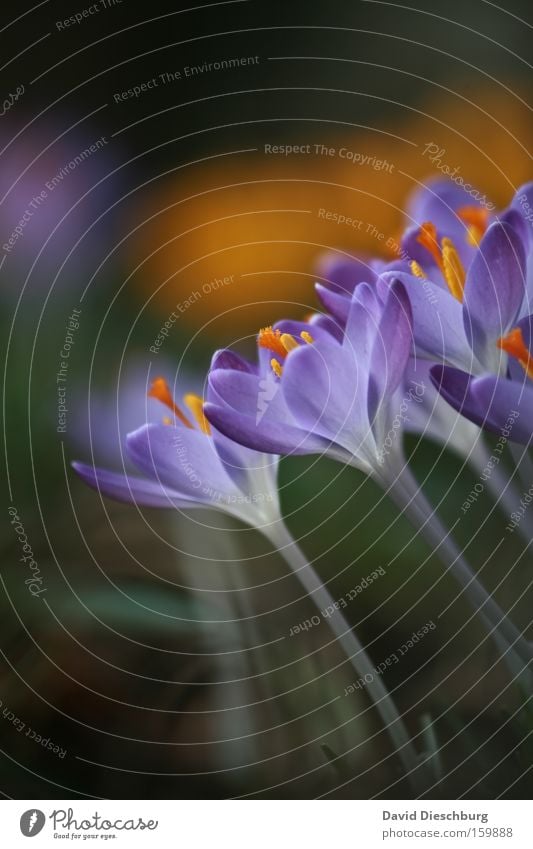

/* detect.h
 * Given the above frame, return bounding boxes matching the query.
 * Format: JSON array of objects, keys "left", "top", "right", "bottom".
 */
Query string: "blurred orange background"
[{"left": 128, "top": 85, "right": 532, "bottom": 337}]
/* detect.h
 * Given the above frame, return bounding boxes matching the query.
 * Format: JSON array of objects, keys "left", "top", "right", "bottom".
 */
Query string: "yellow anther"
[
  {"left": 162, "top": 416, "right": 172, "bottom": 426},
  {"left": 184, "top": 393, "right": 211, "bottom": 434},
  {"left": 441, "top": 237, "right": 466, "bottom": 301},
  {"left": 300, "top": 331, "right": 314, "bottom": 344},
  {"left": 271, "top": 358, "right": 283, "bottom": 378},
  {"left": 410, "top": 260, "right": 426, "bottom": 279},
  {"left": 280, "top": 333, "right": 299, "bottom": 353}
]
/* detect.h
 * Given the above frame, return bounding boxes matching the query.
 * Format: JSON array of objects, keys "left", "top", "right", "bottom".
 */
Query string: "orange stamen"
[
  {"left": 415, "top": 220, "right": 466, "bottom": 301},
  {"left": 416, "top": 222, "right": 443, "bottom": 270},
  {"left": 458, "top": 206, "right": 490, "bottom": 246},
  {"left": 258, "top": 327, "right": 288, "bottom": 360},
  {"left": 148, "top": 377, "right": 194, "bottom": 429},
  {"left": 497, "top": 327, "right": 533, "bottom": 378},
  {"left": 184, "top": 393, "right": 211, "bottom": 434}
]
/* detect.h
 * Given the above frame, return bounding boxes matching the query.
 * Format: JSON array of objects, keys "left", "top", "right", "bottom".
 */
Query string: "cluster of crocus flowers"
[
  {"left": 73, "top": 175, "right": 533, "bottom": 792},
  {"left": 205, "top": 177, "right": 533, "bottom": 672}
]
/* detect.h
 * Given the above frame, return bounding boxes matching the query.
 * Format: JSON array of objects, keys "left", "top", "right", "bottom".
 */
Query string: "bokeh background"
[{"left": 1, "top": 0, "right": 532, "bottom": 799}]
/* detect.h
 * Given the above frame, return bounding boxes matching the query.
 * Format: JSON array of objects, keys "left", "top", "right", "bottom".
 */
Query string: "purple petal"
[
  {"left": 471, "top": 376, "right": 533, "bottom": 444},
  {"left": 500, "top": 207, "right": 529, "bottom": 248},
  {"left": 381, "top": 271, "right": 471, "bottom": 369},
  {"left": 308, "top": 312, "right": 344, "bottom": 343},
  {"left": 367, "top": 281, "right": 412, "bottom": 421},
  {"left": 407, "top": 178, "right": 485, "bottom": 244},
  {"left": 207, "top": 368, "right": 330, "bottom": 454},
  {"left": 126, "top": 424, "right": 240, "bottom": 503},
  {"left": 463, "top": 221, "right": 527, "bottom": 364},
  {"left": 211, "top": 429, "right": 277, "bottom": 492},
  {"left": 317, "top": 254, "right": 377, "bottom": 294},
  {"left": 204, "top": 402, "right": 329, "bottom": 455},
  {"left": 210, "top": 348, "right": 256, "bottom": 373},
  {"left": 315, "top": 283, "right": 351, "bottom": 325},
  {"left": 429, "top": 366, "right": 501, "bottom": 434},
  {"left": 72, "top": 461, "right": 193, "bottom": 508},
  {"left": 209, "top": 368, "right": 289, "bottom": 421},
  {"left": 281, "top": 338, "right": 367, "bottom": 453},
  {"left": 343, "top": 293, "right": 376, "bottom": 377}
]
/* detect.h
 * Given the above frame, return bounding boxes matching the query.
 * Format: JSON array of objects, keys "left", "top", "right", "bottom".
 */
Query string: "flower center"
[
  {"left": 148, "top": 377, "right": 211, "bottom": 433},
  {"left": 497, "top": 328, "right": 533, "bottom": 378},
  {"left": 258, "top": 326, "right": 313, "bottom": 377},
  {"left": 411, "top": 221, "right": 466, "bottom": 301},
  {"left": 458, "top": 205, "right": 490, "bottom": 246}
]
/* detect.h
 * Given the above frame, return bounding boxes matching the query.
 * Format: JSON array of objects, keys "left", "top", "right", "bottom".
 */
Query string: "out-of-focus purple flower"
[
  {"left": 73, "top": 374, "right": 281, "bottom": 529},
  {"left": 69, "top": 358, "right": 196, "bottom": 468},
  {"left": 0, "top": 122, "right": 117, "bottom": 297},
  {"left": 205, "top": 280, "right": 413, "bottom": 477}
]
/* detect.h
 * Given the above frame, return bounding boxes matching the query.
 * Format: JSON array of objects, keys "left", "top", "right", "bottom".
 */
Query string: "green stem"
[
  {"left": 266, "top": 521, "right": 428, "bottom": 795},
  {"left": 382, "top": 462, "right": 532, "bottom": 677}
]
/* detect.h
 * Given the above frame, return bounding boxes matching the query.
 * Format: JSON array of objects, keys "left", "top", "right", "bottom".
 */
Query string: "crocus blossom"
[
  {"left": 314, "top": 180, "right": 533, "bottom": 448},
  {"left": 73, "top": 376, "right": 281, "bottom": 530},
  {"left": 206, "top": 280, "right": 413, "bottom": 481}
]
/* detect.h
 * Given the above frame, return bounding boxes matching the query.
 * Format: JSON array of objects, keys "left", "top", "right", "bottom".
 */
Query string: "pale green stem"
[
  {"left": 380, "top": 462, "right": 532, "bottom": 676},
  {"left": 266, "top": 521, "right": 428, "bottom": 795},
  {"left": 469, "top": 439, "right": 533, "bottom": 542}
]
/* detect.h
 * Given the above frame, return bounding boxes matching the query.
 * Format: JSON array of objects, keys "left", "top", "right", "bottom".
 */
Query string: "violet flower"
[
  {"left": 388, "top": 219, "right": 528, "bottom": 375},
  {"left": 316, "top": 180, "right": 533, "bottom": 517},
  {"left": 206, "top": 282, "right": 532, "bottom": 675},
  {"left": 206, "top": 279, "right": 413, "bottom": 481},
  {"left": 317, "top": 180, "right": 532, "bottom": 377},
  {"left": 73, "top": 370, "right": 427, "bottom": 790},
  {"left": 73, "top": 375, "right": 281, "bottom": 529}
]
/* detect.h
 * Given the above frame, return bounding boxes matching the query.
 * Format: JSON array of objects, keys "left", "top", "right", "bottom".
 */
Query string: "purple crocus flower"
[
  {"left": 69, "top": 357, "right": 182, "bottom": 468},
  {"left": 317, "top": 181, "right": 533, "bottom": 377},
  {"left": 386, "top": 218, "right": 527, "bottom": 374},
  {"left": 314, "top": 184, "right": 532, "bottom": 455},
  {"left": 72, "top": 375, "right": 281, "bottom": 529},
  {"left": 322, "top": 217, "right": 527, "bottom": 377},
  {"left": 205, "top": 280, "right": 413, "bottom": 480}
]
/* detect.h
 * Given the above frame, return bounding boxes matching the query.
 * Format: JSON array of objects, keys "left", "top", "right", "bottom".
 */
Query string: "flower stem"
[
  {"left": 266, "top": 521, "right": 427, "bottom": 795},
  {"left": 383, "top": 462, "right": 532, "bottom": 674},
  {"left": 469, "top": 439, "right": 533, "bottom": 543}
]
